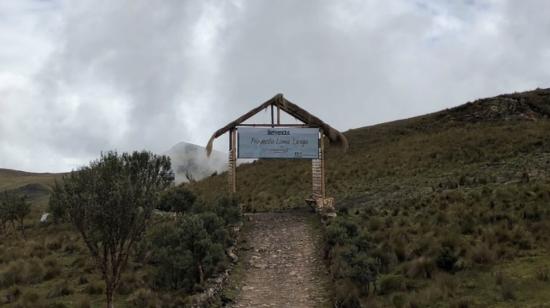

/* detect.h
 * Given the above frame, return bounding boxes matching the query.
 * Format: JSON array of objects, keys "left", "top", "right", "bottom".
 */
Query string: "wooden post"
[
  {"left": 228, "top": 128, "right": 237, "bottom": 193},
  {"left": 277, "top": 106, "right": 281, "bottom": 124},
  {"left": 270, "top": 105, "right": 274, "bottom": 127},
  {"left": 312, "top": 133, "right": 325, "bottom": 199}
]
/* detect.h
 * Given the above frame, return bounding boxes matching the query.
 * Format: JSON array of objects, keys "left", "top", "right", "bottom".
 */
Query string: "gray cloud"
[{"left": 1, "top": 0, "right": 550, "bottom": 172}]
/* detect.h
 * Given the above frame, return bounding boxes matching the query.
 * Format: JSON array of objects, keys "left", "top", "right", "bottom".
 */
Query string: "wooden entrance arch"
[{"left": 206, "top": 94, "right": 348, "bottom": 214}]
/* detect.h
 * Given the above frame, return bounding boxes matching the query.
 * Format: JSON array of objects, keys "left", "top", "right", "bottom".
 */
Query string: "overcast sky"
[{"left": 1, "top": 0, "right": 550, "bottom": 172}]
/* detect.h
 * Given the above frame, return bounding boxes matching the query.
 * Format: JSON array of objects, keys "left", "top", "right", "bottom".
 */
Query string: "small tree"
[
  {"left": 50, "top": 151, "right": 173, "bottom": 307},
  {"left": 0, "top": 191, "right": 31, "bottom": 236}
]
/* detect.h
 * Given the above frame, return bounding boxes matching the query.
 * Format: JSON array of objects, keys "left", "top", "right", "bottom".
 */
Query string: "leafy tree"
[
  {"left": 50, "top": 151, "right": 173, "bottom": 308},
  {"left": 157, "top": 186, "right": 196, "bottom": 213},
  {"left": 0, "top": 190, "right": 31, "bottom": 236}
]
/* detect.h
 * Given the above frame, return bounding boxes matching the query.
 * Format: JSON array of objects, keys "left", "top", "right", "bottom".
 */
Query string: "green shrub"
[
  {"left": 47, "top": 281, "right": 73, "bottom": 298},
  {"left": 76, "top": 297, "right": 91, "bottom": 308},
  {"left": 406, "top": 257, "right": 435, "bottom": 279},
  {"left": 0, "top": 191, "right": 31, "bottom": 236},
  {"left": 333, "top": 279, "right": 362, "bottom": 308},
  {"left": 157, "top": 187, "right": 196, "bottom": 213},
  {"left": 78, "top": 275, "right": 88, "bottom": 285},
  {"left": 29, "top": 242, "right": 47, "bottom": 259},
  {"left": 150, "top": 215, "right": 225, "bottom": 291},
  {"left": 326, "top": 217, "right": 362, "bottom": 250},
  {"left": 435, "top": 246, "right": 459, "bottom": 272},
  {"left": 470, "top": 244, "right": 494, "bottom": 264},
  {"left": 24, "top": 258, "right": 45, "bottom": 284},
  {"left": 378, "top": 274, "right": 405, "bottom": 295},
  {"left": 42, "top": 256, "right": 61, "bottom": 281},
  {"left": 494, "top": 271, "right": 504, "bottom": 286},
  {"left": 63, "top": 242, "right": 79, "bottom": 254},
  {"left": 46, "top": 303, "right": 69, "bottom": 308},
  {"left": 149, "top": 196, "right": 240, "bottom": 291},
  {"left": 44, "top": 265, "right": 62, "bottom": 281},
  {"left": 451, "top": 297, "right": 472, "bottom": 308},
  {"left": 127, "top": 288, "right": 157, "bottom": 308},
  {"left": 46, "top": 239, "right": 62, "bottom": 251},
  {"left": 536, "top": 266, "right": 549, "bottom": 282},
  {"left": 501, "top": 281, "right": 516, "bottom": 301},
  {"left": 117, "top": 272, "right": 140, "bottom": 295},
  {"left": 0, "top": 260, "right": 25, "bottom": 288},
  {"left": 83, "top": 281, "right": 103, "bottom": 295},
  {"left": 2, "top": 285, "right": 21, "bottom": 304},
  {"left": 390, "top": 293, "right": 407, "bottom": 308},
  {"left": 435, "top": 272, "right": 458, "bottom": 296},
  {"left": 49, "top": 183, "right": 67, "bottom": 223},
  {"left": 21, "top": 290, "right": 40, "bottom": 306}
]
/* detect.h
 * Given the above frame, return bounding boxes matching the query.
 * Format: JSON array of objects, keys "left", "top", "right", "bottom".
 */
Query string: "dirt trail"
[{"left": 230, "top": 212, "right": 332, "bottom": 308}]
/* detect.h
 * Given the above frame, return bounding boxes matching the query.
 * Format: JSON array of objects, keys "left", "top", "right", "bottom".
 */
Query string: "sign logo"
[{"left": 267, "top": 130, "right": 290, "bottom": 135}]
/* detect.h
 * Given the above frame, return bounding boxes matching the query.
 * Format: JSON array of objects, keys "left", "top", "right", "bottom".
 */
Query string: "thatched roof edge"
[{"left": 206, "top": 94, "right": 348, "bottom": 156}]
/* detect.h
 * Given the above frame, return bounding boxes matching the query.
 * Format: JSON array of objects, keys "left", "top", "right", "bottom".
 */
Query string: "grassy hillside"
[
  {"left": 191, "top": 88, "right": 550, "bottom": 211},
  {"left": 0, "top": 169, "right": 63, "bottom": 221},
  {"left": 0, "top": 167, "right": 235, "bottom": 307},
  {"left": 190, "top": 88, "right": 550, "bottom": 306},
  {"left": 0, "top": 169, "right": 61, "bottom": 193}
]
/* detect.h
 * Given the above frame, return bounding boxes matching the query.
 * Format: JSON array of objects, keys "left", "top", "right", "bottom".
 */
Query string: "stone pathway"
[{"left": 230, "top": 212, "right": 332, "bottom": 308}]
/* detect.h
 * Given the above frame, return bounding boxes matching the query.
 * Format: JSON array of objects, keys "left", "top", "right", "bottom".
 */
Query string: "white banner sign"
[{"left": 237, "top": 127, "right": 319, "bottom": 159}]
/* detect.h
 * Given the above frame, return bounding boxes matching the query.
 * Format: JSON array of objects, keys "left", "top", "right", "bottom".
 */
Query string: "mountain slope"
[
  {"left": 190, "top": 88, "right": 550, "bottom": 306},
  {"left": 190, "top": 89, "right": 550, "bottom": 211},
  {"left": 0, "top": 168, "right": 62, "bottom": 198}
]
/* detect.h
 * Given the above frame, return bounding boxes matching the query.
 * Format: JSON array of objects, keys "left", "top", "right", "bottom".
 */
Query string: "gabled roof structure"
[{"left": 206, "top": 94, "right": 349, "bottom": 156}]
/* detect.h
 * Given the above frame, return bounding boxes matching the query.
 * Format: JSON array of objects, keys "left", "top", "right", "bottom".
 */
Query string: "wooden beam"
[{"left": 277, "top": 106, "right": 281, "bottom": 124}]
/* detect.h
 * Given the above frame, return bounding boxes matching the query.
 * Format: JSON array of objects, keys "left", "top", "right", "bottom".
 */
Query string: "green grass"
[{"left": 0, "top": 207, "right": 192, "bottom": 307}]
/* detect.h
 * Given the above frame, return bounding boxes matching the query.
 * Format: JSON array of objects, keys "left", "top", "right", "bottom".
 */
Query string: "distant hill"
[
  {"left": 0, "top": 168, "right": 62, "bottom": 199},
  {"left": 165, "top": 142, "right": 227, "bottom": 184}
]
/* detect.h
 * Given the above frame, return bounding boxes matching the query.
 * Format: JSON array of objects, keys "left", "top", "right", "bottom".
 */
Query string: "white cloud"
[{"left": 1, "top": 0, "right": 550, "bottom": 172}]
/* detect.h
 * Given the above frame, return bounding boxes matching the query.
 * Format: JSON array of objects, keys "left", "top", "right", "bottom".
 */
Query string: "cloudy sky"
[{"left": 1, "top": 0, "right": 549, "bottom": 172}]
